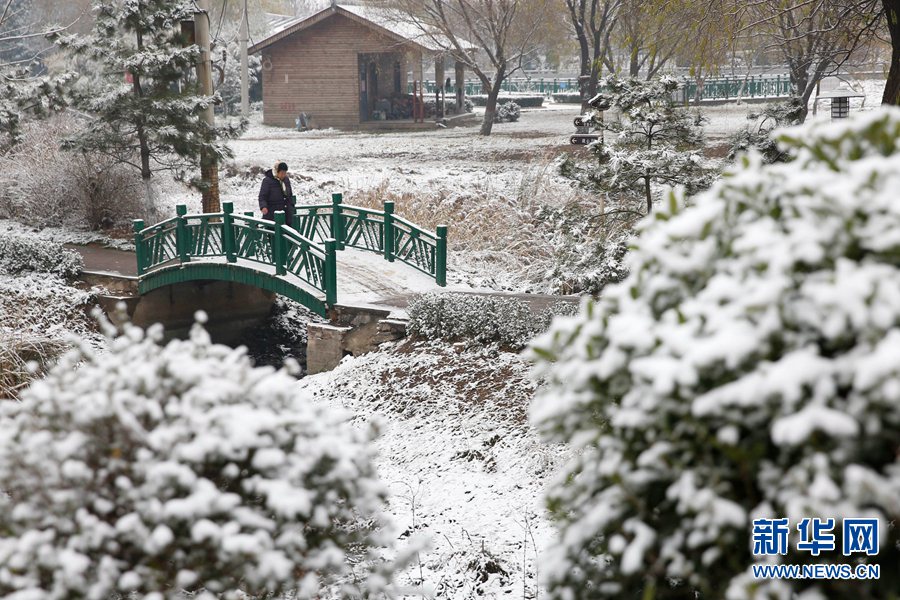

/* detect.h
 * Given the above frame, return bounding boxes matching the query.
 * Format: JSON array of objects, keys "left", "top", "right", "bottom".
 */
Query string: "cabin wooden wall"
[{"left": 260, "top": 14, "right": 418, "bottom": 129}]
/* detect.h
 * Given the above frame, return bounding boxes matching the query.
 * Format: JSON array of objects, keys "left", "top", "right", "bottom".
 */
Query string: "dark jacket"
[{"left": 258, "top": 169, "right": 294, "bottom": 224}]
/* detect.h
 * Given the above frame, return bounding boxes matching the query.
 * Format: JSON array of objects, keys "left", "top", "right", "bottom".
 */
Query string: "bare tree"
[
  {"left": 611, "top": 0, "right": 696, "bottom": 80},
  {"left": 734, "top": 0, "right": 881, "bottom": 120},
  {"left": 376, "top": 0, "right": 553, "bottom": 135},
  {"left": 563, "top": 0, "right": 620, "bottom": 109}
]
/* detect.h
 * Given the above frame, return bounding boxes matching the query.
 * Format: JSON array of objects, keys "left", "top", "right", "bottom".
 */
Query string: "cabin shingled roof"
[{"left": 248, "top": 4, "right": 454, "bottom": 54}]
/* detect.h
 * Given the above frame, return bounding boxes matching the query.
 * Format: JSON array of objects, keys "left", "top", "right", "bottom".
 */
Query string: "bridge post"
[
  {"left": 273, "top": 211, "right": 287, "bottom": 276},
  {"left": 133, "top": 219, "right": 145, "bottom": 276},
  {"left": 331, "top": 193, "right": 345, "bottom": 250},
  {"left": 176, "top": 204, "right": 191, "bottom": 263},
  {"left": 324, "top": 238, "right": 338, "bottom": 306},
  {"left": 436, "top": 225, "right": 448, "bottom": 287},
  {"left": 383, "top": 201, "right": 395, "bottom": 262},
  {"left": 222, "top": 202, "right": 236, "bottom": 263}
]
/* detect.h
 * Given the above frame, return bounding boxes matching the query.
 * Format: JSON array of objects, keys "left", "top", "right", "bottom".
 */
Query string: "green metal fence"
[
  {"left": 290, "top": 193, "right": 448, "bottom": 285},
  {"left": 409, "top": 75, "right": 794, "bottom": 102},
  {"left": 681, "top": 75, "right": 793, "bottom": 102},
  {"left": 133, "top": 196, "right": 448, "bottom": 313},
  {"left": 409, "top": 77, "right": 579, "bottom": 97}
]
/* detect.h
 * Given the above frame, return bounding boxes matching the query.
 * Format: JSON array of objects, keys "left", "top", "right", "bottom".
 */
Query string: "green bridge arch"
[{"left": 132, "top": 195, "right": 448, "bottom": 318}]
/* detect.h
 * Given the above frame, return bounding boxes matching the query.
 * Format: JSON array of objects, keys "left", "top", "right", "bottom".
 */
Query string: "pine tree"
[
  {"left": 0, "top": 0, "right": 72, "bottom": 145},
  {"left": 55, "top": 0, "right": 243, "bottom": 201},
  {"left": 563, "top": 77, "right": 716, "bottom": 216}
]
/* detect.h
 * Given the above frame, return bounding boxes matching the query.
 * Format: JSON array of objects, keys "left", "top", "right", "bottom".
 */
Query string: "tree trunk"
[
  {"left": 480, "top": 71, "right": 505, "bottom": 136},
  {"left": 789, "top": 66, "right": 810, "bottom": 122},
  {"left": 644, "top": 176, "right": 652, "bottom": 214},
  {"left": 132, "top": 27, "right": 152, "bottom": 181},
  {"left": 629, "top": 43, "right": 640, "bottom": 78},
  {"left": 883, "top": 1, "right": 900, "bottom": 105},
  {"left": 576, "top": 31, "right": 591, "bottom": 111},
  {"left": 132, "top": 73, "right": 152, "bottom": 180}
]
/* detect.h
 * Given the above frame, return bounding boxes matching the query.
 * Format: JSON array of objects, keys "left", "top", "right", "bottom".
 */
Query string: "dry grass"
[
  {"left": 342, "top": 158, "right": 629, "bottom": 292},
  {"left": 0, "top": 330, "right": 64, "bottom": 400},
  {"left": 344, "top": 158, "right": 582, "bottom": 257}
]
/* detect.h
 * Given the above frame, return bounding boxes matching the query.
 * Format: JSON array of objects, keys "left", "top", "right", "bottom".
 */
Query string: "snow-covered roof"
[
  {"left": 816, "top": 85, "right": 866, "bottom": 100},
  {"left": 264, "top": 11, "right": 297, "bottom": 31},
  {"left": 249, "top": 4, "right": 463, "bottom": 55}
]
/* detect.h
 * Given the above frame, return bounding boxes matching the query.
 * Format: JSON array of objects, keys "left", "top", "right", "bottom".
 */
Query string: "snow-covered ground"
[
  {"left": 219, "top": 105, "right": 578, "bottom": 215},
  {"left": 301, "top": 340, "right": 567, "bottom": 598}
]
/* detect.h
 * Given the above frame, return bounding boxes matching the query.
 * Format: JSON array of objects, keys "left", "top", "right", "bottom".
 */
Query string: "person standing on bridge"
[{"left": 258, "top": 161, "right": 294, "bottom": 226}]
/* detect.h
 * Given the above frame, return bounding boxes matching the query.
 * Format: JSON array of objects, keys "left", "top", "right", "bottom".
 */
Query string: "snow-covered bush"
[
  {"left": 534, "top": 203, "right": 630, "bottom": 293},
  {"left": 0, "top": 317, "right": 395, "bottom": 599},
  {"left": 728, "top": 99, "right": 805, "bottom": 164},
  {"left": 0, "top": 233, "right": 83, "bottom": 279},
  {"left": 0, "top": 273, "right": 98, "bottom": 341},
  {"left": 551, "top": 92, "right": 582, "bottom": 104},
  {"left": 470, "top": 94, "right": 544, "bottom": 108},
  {"left": 531, "top": 109, "right": 900, "bottom": 599},
  {"left": 409, "top": 293, "right": 577, "bottom": 349},
  {"left": 423, "top": 97, "right": 474, "bottom": 116},
  {"left": 493, "top": 101, "right": 521, "bottom": 123}
]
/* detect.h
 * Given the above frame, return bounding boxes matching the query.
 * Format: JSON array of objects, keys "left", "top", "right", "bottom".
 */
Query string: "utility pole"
[
  {"left": 195, "top": 0, "right": 220, "bottom": 212},
  {"left": 240, "top": 0, "right": 250, "bottom": 117}
]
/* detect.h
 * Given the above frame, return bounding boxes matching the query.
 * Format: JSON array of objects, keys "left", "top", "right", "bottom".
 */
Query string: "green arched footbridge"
[{"left": 132, "top": 194, "right": 448, "bottom": 317}]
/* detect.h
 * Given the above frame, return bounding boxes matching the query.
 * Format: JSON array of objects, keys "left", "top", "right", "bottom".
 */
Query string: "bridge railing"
[
  {"left": 134, "top": 203, "right": 337, "bottom": 304},
  {"left": 133, "top": 196, "right": 447, "bottom": 306},
  {"left": 291, "top": 193, "right": 448, "bottom": 286}
]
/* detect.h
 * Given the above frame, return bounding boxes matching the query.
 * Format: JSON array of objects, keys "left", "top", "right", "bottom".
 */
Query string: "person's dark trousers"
[{"left": 263, "top": 207, "right": 293, "bottom": 227}]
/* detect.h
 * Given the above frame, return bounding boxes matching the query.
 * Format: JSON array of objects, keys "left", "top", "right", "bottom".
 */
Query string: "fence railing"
[
  {"left": 292, "top": 194, "right": 447, "bottom": 285},
  {"left": 409, "top": 77, "right": 579, "bottom": 97},
  {"left": 408, "top": 75, "right": 795, "bottom": 102},
  {"left": 680, "top": 75, "right": 793, "bottom": 102},
  {"left": 133, "top": 195, "right": 448, "bottom": 308},
  {"left": 134, "top": 203, "right": 337, "bottom": 304}
]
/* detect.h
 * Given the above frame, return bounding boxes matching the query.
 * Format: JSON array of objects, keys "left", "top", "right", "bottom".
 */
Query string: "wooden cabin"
[{"left": 249, "top": 4, "right": 469, "bottom": 130}]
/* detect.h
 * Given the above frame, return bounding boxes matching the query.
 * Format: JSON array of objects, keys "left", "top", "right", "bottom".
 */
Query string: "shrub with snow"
[
  {"left": 409, "top": 293, "right": 577, "bottom": 349},
  {"left": 424, "top": 97, "right": 474, "bottom": 116},
  {"left": 493, "top": 101, "right": 521, "bottom": 123},
  {"left": 0, "top": 233, "right": 83, "bottom": 279},
  {"left": 728, "top": 99, "right": 805, "bottom": 164},
  {"left": 0, "top": 317, "right": 395, "bottom": 599},
  {"left": 470, "top": 94, "right": 544, "bottom": 108},
  {"left": 551, "top": 92, "right": 582, "bottom": 104},
  {"left": 531, "top": 109, "right": 900, "bottom": 599}
]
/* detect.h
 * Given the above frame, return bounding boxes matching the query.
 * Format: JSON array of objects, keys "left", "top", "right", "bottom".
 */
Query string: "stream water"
[{"left": 233, "top": 299, "right": 318, "bottom": 373}]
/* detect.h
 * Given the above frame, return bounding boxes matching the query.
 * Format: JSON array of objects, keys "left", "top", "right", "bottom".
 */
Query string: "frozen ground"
[{"left": 301, "top": 340, "right": 566, "bottom": 598}]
